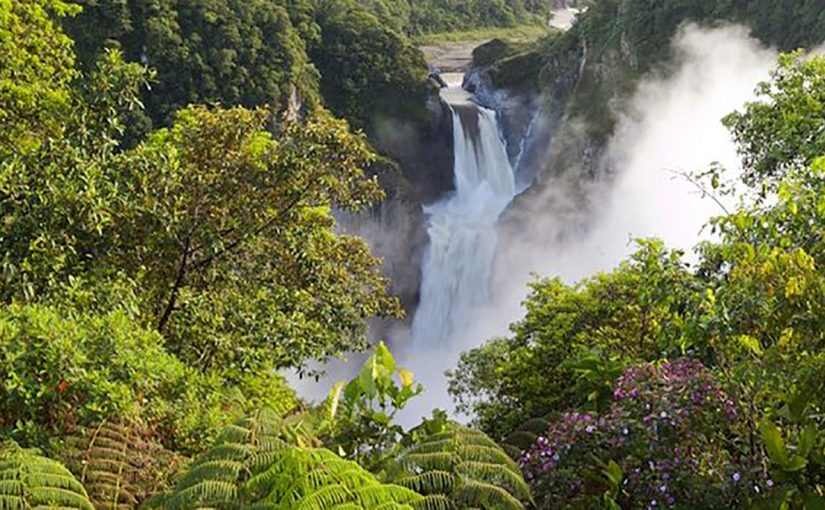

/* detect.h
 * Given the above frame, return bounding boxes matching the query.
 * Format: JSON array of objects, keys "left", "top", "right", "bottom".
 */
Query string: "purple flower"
[
  {"left": 767, "top": 479, "right": 774, "bottom": 488},
  {"left": 732, "top": 472, "right": 741, "bottom": 483}
]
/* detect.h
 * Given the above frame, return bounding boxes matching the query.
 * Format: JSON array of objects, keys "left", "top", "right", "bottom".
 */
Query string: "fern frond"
[
  {"left": 454, "top": 479, "right": 524, "bottom": 510},
  {"left": 0, "top": 441, "right": 94, "bottom": 510},
  {"left": 151, "top": 409, "right": 417, "bottom": 509},
  {"left": 412, "top": 494, "right": 453, "bottom": 510},
  {"left": 63, "top": 419, "right": 182, "bottom": 509},
  {"left": 455, "top": 461, "right": 531, "bottom": 501},
  {"left": 382, "top": 424, "right": 531, "bottom": 510},
  {"left": 393, "top": 471, "right": 456, "bottom": 495}
]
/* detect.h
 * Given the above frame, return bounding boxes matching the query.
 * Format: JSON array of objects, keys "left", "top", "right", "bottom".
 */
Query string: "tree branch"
[
  {"left": 157, "top": 236, "right": 191, "bottom": 333},
  {"left": 188, "top": 192, "right": 305, "bottom": 272}
]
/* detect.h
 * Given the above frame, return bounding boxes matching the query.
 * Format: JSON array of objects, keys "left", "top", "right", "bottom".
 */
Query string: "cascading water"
[{"left": 411, "top": 81, "right": 517, "bottom": 346}]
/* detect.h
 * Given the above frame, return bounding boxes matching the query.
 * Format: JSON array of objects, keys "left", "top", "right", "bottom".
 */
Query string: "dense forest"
[{"left": 3, "top": 0, "right": 825, "bottom": 509}]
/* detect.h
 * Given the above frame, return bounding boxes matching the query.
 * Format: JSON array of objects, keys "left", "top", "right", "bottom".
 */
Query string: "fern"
[
  {"left": 382, "top": 424, "right": 532, "bottom": 510},
  {"left": 148, "top": 408, "right": 420, "bottom": 509},
  {"left": 63, "top": 419, "right": 182, "bottom": 509},
  {"left": 0, "top": 440, "right": 95, "bottom": 509}
]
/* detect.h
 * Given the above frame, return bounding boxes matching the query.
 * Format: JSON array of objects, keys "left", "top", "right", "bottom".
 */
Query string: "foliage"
[
  {"left": 519, "top": 359, "right": 760, "bottom": 509},
  {"left": 0, "top": 48, "right": 150, "bottom": 304},
  {"left": 309, "top": 2, "right": 428, "bottom": 132},
  {"left": 405, "top": 0, "right": 548, "bottom": 36},
  {"left": 0, "top": 440, "right": 94, "bottom": 509},
  {"left": 62, "top": 420, "right": 182, "bottom": 509},
  {"left": 724, "top": 53, "right": 825, "bottom": 189},
  {"left": 754, "top": 411, "right": 825, "bottom": 509},
  {"left": 2, "top": 100, "right": 401, "bottom": 373},
  {"left": 414, "top": 24, "right": 551, "bottom": 46},
  {"left": 0, "top": 302, "right": 299, "bottom": 453},
  {"left": 64, "top": 0, "right": 320, "bottom": 127},
  {"left": 0, "top": 0, "right": 78, "bottom": 157},
  {"left": 149, "top": 409, "right": 424, "bottom": 509},
  {"left": 146, "top": 408, "right": 316, "bottom": 508},
  {"left": 448, "top": 240, "right": 699, "bottom": 440},
  {"left": 382, "top": 419, "right": 533, "bottom": 510},
  {"left": 130, "top": 106, "right": 400, "bottom": 372},
  {"left": 322, "top": 342, "right": 423, "bottom": 468}
]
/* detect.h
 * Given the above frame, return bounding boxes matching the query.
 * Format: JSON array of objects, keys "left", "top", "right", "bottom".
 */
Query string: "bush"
[
  {"left": 0, "top": 302, "right": 298, "bottom": 453},
  {"left": 520, "top": 359, "right": 768, "bottom": 509}
]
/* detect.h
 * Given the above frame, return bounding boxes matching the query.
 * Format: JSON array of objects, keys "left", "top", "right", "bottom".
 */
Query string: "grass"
[{"left": 413, "top": 23, "right": 553, "bottom": 46}]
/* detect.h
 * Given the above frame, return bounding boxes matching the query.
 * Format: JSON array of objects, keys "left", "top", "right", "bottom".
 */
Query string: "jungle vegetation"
[{"left": 3, "top": 0, "right": 825, "bottom": 509}]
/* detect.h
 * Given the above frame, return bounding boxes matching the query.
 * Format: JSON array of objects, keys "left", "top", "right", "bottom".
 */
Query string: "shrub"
[
  {"left": 520, "top": 359, "right": 768, "bottom": 509},
  {"left": 0, "top": 303, "right": 298, "bottom": 452}
]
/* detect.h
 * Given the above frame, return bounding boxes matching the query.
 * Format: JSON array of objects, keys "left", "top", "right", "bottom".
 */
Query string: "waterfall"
[{"left": 411, "top": 90, "right": 516, "bottom": 346}]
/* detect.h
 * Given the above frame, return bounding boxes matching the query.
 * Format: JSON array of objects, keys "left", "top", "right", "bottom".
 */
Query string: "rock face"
[
  {"left": 372, "top": 94, "right": 455, "bottom": 204},
  {"left": 339, "top": 87, "right": 456, "bottom": 325}
]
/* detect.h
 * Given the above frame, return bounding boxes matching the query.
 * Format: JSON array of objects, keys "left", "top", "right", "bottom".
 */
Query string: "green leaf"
[
  {"left": 327, "top": 381, "right": 345, "bottom": 420},
  {"left": 803, "top": 492, "right": 825, "bottom": 510},
  {"left": 761, "top": 418, "right": 789, "bottom": 466},
  {"left": 399, "top": 368, "right": 414, "bottom": 388},
  {"left": 786, "top": 389, "right": 810, "bottom": 423},
  {"left": 602, "top": 460, "right": 623, "bottom": 487},
  {"left": 784, "top": 455, "right": 808, "bottom": 472},
  {"left": 376, "top": 341, "right": 396, "bottom": 373},
  {"left": 799, "top": 424, "right": 818, "bottom": 458},
  {"left": 738, "top": 335, "right": 764, "bottom": 356}
]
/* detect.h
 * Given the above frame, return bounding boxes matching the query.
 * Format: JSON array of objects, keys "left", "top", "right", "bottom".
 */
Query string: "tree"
[
  {"left": 0, "top": 0, "right": 78, "bottom": 156},
  {"left": 2, "top": 81, "right": 401, "bottom": 375},
  {"left": 309, "top": 2, "right": 428, "bottom": 131},
  {"left": 448, "top": 241, "right": 699, "bottom": 439},
  {"left": 116, "top": 106, "right": 402, "bottom": 372},
  {"left": 724, "top": 53, "right": 825, "bottom": 189}
]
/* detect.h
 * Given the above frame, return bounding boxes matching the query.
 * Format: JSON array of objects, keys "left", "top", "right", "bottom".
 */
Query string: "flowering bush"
[{"left": 519, "top": 359, "right": 772, "bottom": 509}]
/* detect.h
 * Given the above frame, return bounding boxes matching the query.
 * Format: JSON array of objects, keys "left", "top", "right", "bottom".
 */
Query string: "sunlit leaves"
[{"left": 724, "top": 53, "right": 825, "bottom": 190}]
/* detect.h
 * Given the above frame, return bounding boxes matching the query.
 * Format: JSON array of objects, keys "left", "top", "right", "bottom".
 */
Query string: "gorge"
[
  {"left": 7, "top": 1, "right": 825, "bottom": 508},
  {"left": 347, "top": 17, "right": 807, "bottom": 420}
]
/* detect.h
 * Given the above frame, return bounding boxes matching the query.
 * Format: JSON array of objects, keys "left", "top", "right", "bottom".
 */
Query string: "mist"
[{"left": 291, "top": 24, "right": 781, "bottom": 426}]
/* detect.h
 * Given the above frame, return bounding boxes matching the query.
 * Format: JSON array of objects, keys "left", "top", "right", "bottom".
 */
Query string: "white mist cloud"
[
  {"left": 291, "top": 24, "right": 781, "bottom": 426},
  {"left": 491, "top": 23, "right": 776, "bottom": 296}
]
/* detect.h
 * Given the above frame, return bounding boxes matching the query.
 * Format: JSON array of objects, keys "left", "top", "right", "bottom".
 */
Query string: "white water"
[{"left": 411, "top": 85, "right": 516, "bottom": 347}]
